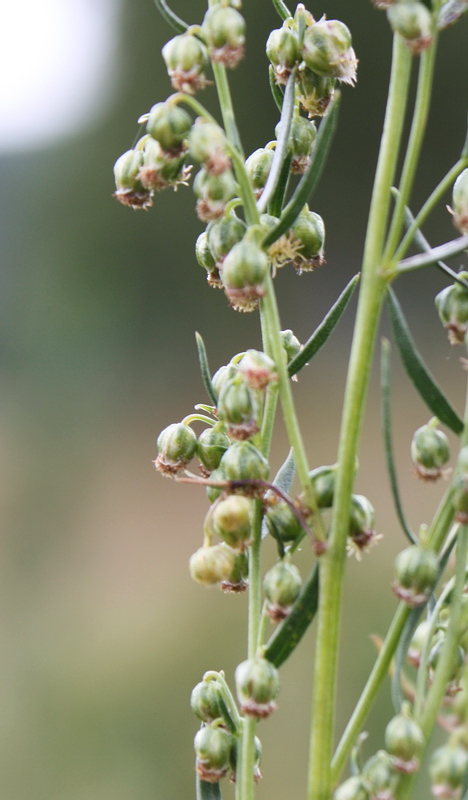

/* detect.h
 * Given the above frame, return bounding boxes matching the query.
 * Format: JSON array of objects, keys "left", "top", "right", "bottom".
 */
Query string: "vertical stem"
[{"left": 307, "top": 36, "right": 412, "bottom": 800}]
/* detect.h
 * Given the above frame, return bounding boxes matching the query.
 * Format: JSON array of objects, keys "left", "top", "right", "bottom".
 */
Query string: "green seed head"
[
  {"left": 263, "top": 561, "right": 302, "bottom": 621},
  {"left": 188, "top": 118, "right": 230, "bottom": 175},
  {"left": 197, "top": 424, "right": 230, "bottom": 473},
  {"left": 146, "top": 102, "right": 192, "bottom": 153},
  {"left": 280, "top": 329, "right": 302, "bottom": 361},
  {"left": 296, "top": 67, "right": 336, "bottom": 117},
  {"left": 217, "top": 377, "right": 259, "bottom": 440},
  {"left": 221, "top": 236, "right": 269, "bottom": 312},
  {"left": 411, "top": 420, "right": 450, "bottom": 481},
  {"left": 194, "top": 168, "right": 238, "bottom": 222},
  {"left": 276, "top": 116, "right": 317, "bottom": 174},
  {"left": 191, "top": 680, "right": 222, "bottom": 723},
  {"left": 206, "top": 466, "right": 227, "bottom": 504},
  {"left": 212, "top": 363, "right": 239, "bottom": 399},
  {"left": 430, "top": 744, "right": 468, "bottom": 798},
  {"left": 308, "top": 464, "right": 336, "bottom": 509},
  {"left": 392, "top": 545, "right": 438, "bottom": 606},
  {"left": 245, "top": 148, "right": 275, "bottom": 199},
  {"left": 385, "top": 706, "right": 424, "bottom": 773},
  {"left": 220, "top": 441, "right": 269, "bottom": 488},
  {"left": 265, "top": 495, "right": 303, "bottom": 544},
  {"left": 211, "top": 494, "right": 252, "bottom": 549},
  {"left": 239, "top": 349, "right": 277, "bottom": 390},
  {"left": 266, "top": 24, "right": 300, "bottom": 84},
  {"left": 162, "top": 33, "right": 209, "bottom": 94},
  {"left": 362, "top": 750, "right": 394, "bottom": 799},
  {"left": 452, "top": 168, "right": 468, "bottom": 234},
  {"left": 435, "top": 275, "right": 468, "bottom": 344},
  {"left": 386, "top": 2, "right": 433, "bottom": 54},
  {"left": 194, "top": 725, "right": 233, "bottom": 783},
  {"left": 113, "top": 149, "right": 152, "bottom": 209},
  {"left": 196, "top": 231, "right": 222, "bottom": 288},
  {"left": 207, "top": 215, "right": 246, "bottom": 266},
  {"left": 290, "top": 205, "right": 325, "bottom": 272},
  {"left": 155, "top": 422, "right": 197, "bottom": 476},
  {"left": 301, "top": 19, "right": 357, "bottom": 85},
  {"left": 235, "top": 657, "right": 280, "bottom": 718},
  {"left": 189, "top": 544, "right": 237, "bottom": 587},
  {"left": 202, "top": 5, "right": 246, "bottom": 68}
]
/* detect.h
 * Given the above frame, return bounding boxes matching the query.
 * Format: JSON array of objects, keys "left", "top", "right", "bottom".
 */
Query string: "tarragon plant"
[{"left": 113, "top": 1, "right": 468, "bottom": 798}]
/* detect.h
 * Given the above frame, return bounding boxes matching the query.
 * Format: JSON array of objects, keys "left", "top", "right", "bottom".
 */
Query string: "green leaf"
[
  {"left": 397, "top": 235, "right": 468, "bottom": 274},
  {"left": 268, "top": 153, "right": 292, "bottom": 218},
  {"left": 195, "top": 332, "right": 218, "bottom": 406},
  {"left": 196, "top": 774, "right": 222, "bottom": 800},
  {"left": 269, "top": 66, "right": 284, "bottom": 113},
  {"left": 380, "top": 338, "right": 418, "bottom": 545},
  {"left": 272, "top": 0, "right": 292, "bottom": 21},
  {"left": 258, "top": 70, "right": 296, "bottom": 215},
  {"left": 386, "top": 288, "right": 464, "bottom": 435},
  {"left": 262, "top": 91, "right": 340, "bottom": 248},
  {"left": 288, "top": 273, "right": 360, "bottom": 377},
  {"left": 264, "top": 563, "right": 319, "bottom": 667},
  {"left": 153, "top": 0, "right": 188, "bottom": 33}
]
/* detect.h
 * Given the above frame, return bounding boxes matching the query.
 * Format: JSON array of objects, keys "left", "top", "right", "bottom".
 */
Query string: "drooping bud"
[
  {"left": 194, "top": 168, "right": 238, "bottom": 222},
  {"left": 296, "top": 67, "right": 336, "bottom": 117},
  {"left": 206, "top": 466, "right": 227, "bottom": 504},
  {"left": 189, "top": 118, "right": 230, "bottom": 175},
  {"left": 146, "top": 102, "right": 192, "bottom": 153},
  {"left": 219, "top": 548, "right": 249, "bottom": 593},
  {"left": 212, "top": 363, "right": 239, "bottom": 399},
  {"left": 197, "top": 424, "right": 231, "bottom": 474},
  {"left": 162, "top": 33, "right": 210, "bottom": 94},
  {"left": 385, "top": 705, "right": 424, "bottom": 773},
  {"left": 220, "top": 441, "right": 269, "bottom": 489},
  {"left": 429, "top": 744, "right": 468, "bottom": 799},
  {"left": 211, "top": 495, "right": 253, "bottom": 549},
  {"left": 451, "top": 446, "right": 468, "bottom": 522},
  {"left": 235, "top": 656, "right": 280, "bottom": 718},
  {"left": 202, "top": 5, "right": 246, "bottom": 68},
  {"left": 267, "top": 24, "right": 301, "bottom": 84},
  {"left": 276, "top": 116, "right": 317, "bottom": 174},
  {"left": 392, "top": 545, "right": 438, "bottom": 606},
  {"left": 265, "top": 494, "right": 303, "bottom": 545},
  {"left": 289, "top": 205, "right": 325, "bottom": 272},
  {"left": 429, "top": 639, "right": 465, "bottom": 696},
  {"left": 196, "top": 231, "right": 222, "bottom": 288},
  {"left": 207, "top": 215, "right": 246, "bottom": 267},
  {"left": 155, "top": 422, "right": 197, "bottom": 476},
  {"left": 435, "top": 274, "right": 468, "bottom": 345},
  {"left": 451, "top": 169, "right": 468, "bottom": 235},
  {"left": 217, "top": 377, "right": 259, "bottom": 440},
  {"left": 113, "top": 148, "right": 152, "bottom": 209},
  {"left": 263, "top": 560, "right": 302, "bottom": 621},
  {"left": 347, "top": 494, "right": 381, "bottom": 560},
  {"left": 407, "top": 619, "right": 431, "bottom": 667},
  {"left": 280, "top": 329, "right": 302, "bottom": 361},
  {"left": 308, "top": 464, "right": 336, "bottom": 508},
  {"left": 362, "top": 750, "right": 395, "bottom": 800},
  {"left": 239, "top": 350, "right": 277, "bottom": 390},
  {"left": 333, "top": 776, "right": 370, "bottom": 800},
  {"left": 221, "top": 232, "right": 269, "bottom": 312},
  {"left": 138, "top": 137, "right": 190, "bottom": 193},
  {"left": 189, "top": 543, "right": 237, "bottom": 587},
  {"left": 386, "top": 2, "right": 433, "bottom": 55},
  {"left": 194, "top": 724, "right": 233, "bottom": 783},
  {"left": 191, "top": 680, "right": 223, "bottom": 723},
  {"left": 411, "top": 419, "right": 450, "bottom": 481},
  {"left": 301, "top": 19, "right": 358, "bottom": 85},
  {"left": 245, "top": 148, "right": 275, "bottom": 200}
]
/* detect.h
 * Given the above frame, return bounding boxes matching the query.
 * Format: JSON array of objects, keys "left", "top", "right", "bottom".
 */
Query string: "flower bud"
[
  {"left": 386, "top": 2, "right": 433, "bottom": 54},
  {"left": 308, "top": 464, "right": 336, "bottom": 508},
  {"left": 385, "top": 706, "right": 424, "bottom": 773},
  {"left": 235, "top": 657, "right": 280, "bottom": 718},
  {"left": 189, "top": 544, "right": 237, "bottom": 587},
  {"left": 362, "top": 750, "right": 395, "bottom": 800},
  {"left": 206, "top": 466, "right": 227, "bottom": 504},
  {"left": 301, "top": 19, "right": 358, "bottom": 85},
  {"left": 162, "top": 33, "right": 209, "bottom": 94},
  {"left": 138, "top": 137, "right": 190, "bottom": 193},
  {"left": 207, "top": 215, "right": 246, "bottom": 267},
  {"left": 347, "top": 494, "right": 381, "bottom": 559},
  {"left": 451, "top": 446, "right": 468, "bottom": 522},
  {"left": 212, "top": 363, "right": 239, "bottom": 399},
  {"left": 196, "top": 231, "right": 222, "bottom": 288},
  {"left": 267, "top": 25, "right": 300, "bottom": 84},
  {"left": 265, "top": 494, "right": 303, "bottom": 544},
  {"left": 245, "top": 148, "right": 275, "bottom": 199},
  {"left": 191, "top": 680, "right": 222, "bottom": 723},
  {"left": 263, "top": 561, "right": 302, "bottom": 621},
  {"left": 155, "top": 422, "right": 197, "bottom": 476},
  {"left": 202, "top": 5, "right": 246, "bottom": 68},
  {"left": 429, "top": 639, "right": 465, "bottom": 696},
  {"left": 189, "top": 119, "right": 230, "bottom": 175},
  {"left": 217, "top": 377, "right": 259, "bottom": 440},
  {"left": 429, "top": 744, "right": 468, "bottom": 799},
  {"left": 197, "top": 424, "right": 230, "bottom": 473},
  {"left": 211, "top": 495, "right": 252, "bottom": 549},
  {"left": 113, "top": 149, "right": 152, "bottom": 209},
  {"left": 219, "top": 548, "right": 249, "bottom": 593},
  {"left": 280, "top": 329, "right": 302, "bottom": 361},
  {"left": 276, "top": 116, "right": 317, "bottom": 174},
  {"left": 239, "top": 350, "right": 277, "bottom": 390},
  {"left": 290, "top": 205, "right": 325, "bottom": 272},
  {"left": 296, "top": 68, "right": 336, "bottom": 117},
  {"left": 194, "top": 168, "right": 238, "bottom": 222},
  {"left": 435, "top": 274, "right": 468, "bottom": 345},
  {"left": 220, "top": 441, "right": 269, "bottom": 488},
  {"left": 451, "top": 168, "right": 468, "bottom": 234},
  {"left": 333, "top": 777, "right": 369, "bottom": 800},
  {"left": 194, "top": 724, "right": 232, "bottom": 782},
  {"left": 146, "top": 102, "right": 192, "bottom": 153},
  {"left": 392, "top": 545, "right": 438, "bottom": 606},
  {"left": 411, "top": 419, "right": 450, "bottom": 481},
  {"left": 221, "top": 234, "right": 269, "bottom": 312}
]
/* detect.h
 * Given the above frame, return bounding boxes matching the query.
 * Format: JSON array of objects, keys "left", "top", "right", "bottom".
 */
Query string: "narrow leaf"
[
  {"left": 387, "top": 289, "right": 464, "bottom": 435},
  {"left": 153, "top": 0, "right": 188, "bottom": 32},
  {"left": 269, "top": 66, "right": 284, "bottom": 113},
  {"left": 195, "top": 332, "right": 218, "bottom": 406},
  {"left": 438, "top": 0, "right": 468, "bottom": 29},
  {"left": 391, "top": 606, "right": 424, "bottom": 712},
  {"left": 381, "top": 338, "right": 418, "bottom": 545},
  {"left": 272, "top": 0, "right": 292, "bottom": 21},
  {"left": 268, "top": 153, "right": 292, "bottom": 218},
  {"left": 288, "top": 273, "right": 360, "bottom": 377},
  {"left": 264, "top": 563, "right": 319, "bottom": 667},
  {"left": 263, "top": 91, "right": 341, "bottom": 248},
  {"left": 196, "top": 774, "right": 222, "bottom": 800},
  {"left": 397, "top": 235, "right": 468, "bottom": 274},
  {"left": 258, "top": 70, "right": 296, "bottom": 214}
]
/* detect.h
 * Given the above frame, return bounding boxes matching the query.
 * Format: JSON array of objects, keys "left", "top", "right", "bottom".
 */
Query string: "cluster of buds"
[
  {"left": 372, "top": 0, "right": 434, "bottom": 54},
  {"left": 411, "top": 419, "right": 451, "bottom": 481}
]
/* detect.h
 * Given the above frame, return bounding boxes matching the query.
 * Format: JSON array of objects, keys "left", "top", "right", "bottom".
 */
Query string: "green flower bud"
[
  {"left": 188, "top": 118, "right": 230, "bottom": 175},
  {"left": 435, "top": 274, "right": 468, "bottom": 345},
  {"left": 194, "top": 724, "right": 232, "bottom": 782},
  {"left": 219, "top": 548, "right": 249, "bottom": 593},
  {"left": 196, "top": 231, "right": 222, "bottom": 289},
  {"left": 289, "top": 205, "right": 325, "bottom": 272},
  {"left": 245, "top": 148, "right": 275, "bottom": 199},
  {"left": 301, "top": 19, "right": 358, "bottom": 85},
  {"left": 221, "top": 235, "right": 269, "bottom": 312},
  {"left": 265, "top": 494, "right": 303, "bottom": 544},
  {"left": 239, "top": 349, "right": 277, "bottom": 390},
  {"left": 263, "top": 561, "right": 302, "bottom": 621},
  {"left": 146, "top": 102, "right": 192, "bottom": 153},
  {"left": 113, "top": 148, "right": 152, "bottom": 209},
  {"left": 296, "top": 67, "right": 336, "bottom": 117},
  {"left": 429, "top": 639, "right": 465, "bottom": 695},
  {"left": 411, "top": 419, "right": 450, "bottom": 481},
  {"left": 451, "top": 168, "right": 468, "bottom": 234},
  {"left": 162, "top": 33, "right": 209, "bottom": 94},
  {"left": 385, "top": 706, "right": 424, "bottom": 773},
  {"left": 206, "top": 466, "right": 227, "bottom": 504},
  {"left": 235, "top": 657, "right": 280, "bottom": 718},
  {"left": 217, "top": 377, "right": 259, "bottom": 440},
  {"left": 197, "top": 424, "right": 230, "bottom": 473},
  {"left": 194, "top": 168, "right": 238, "bottom": 222},
  {"left": 308, "top": 464, "right": 336, "bottom": 508},
  {"left": 189, "top": 544, "right": 237, "bottom": 587},
  {"left": 407, "top": 619, "right": 431, "bottom": 667},
  {"left": 333, "top": 777, "right": 369, "bottom": 800},
  {"left": 267, "top": 25, "right": 300, "bottom": 85},
  {"left": 191, "top": 680, "right": 222, "bottom": 723},
  {"left": 138, "top": 137, "right": 190, "bottom": 193},
  {"left": 387, "top": 2, "right": 433, "bottom": 54},
  {"left": 202, "top": 5, "right": 246, "bottom": 68},
  {"left": 280, "top": 329, "right": 302, "bottom": 361},
  {"left": 451, "top": 446, "right": 468, "bottom": 522},
  {"left": 347, "top": 494, "right": 381, "bottom": 559},
  {"left": 392, "top": 545, "right": 438, "bottom": 606},
  {"left": 211, "top": 495, "right": 252, "bottom": 549},
  {"left": 212, "top": 363, "right": 239, "bottom": 399},
  {"left": 362, "top": 750, "right": 394, "bottom": 800},
  {"left": 220, "top": 441, "right": 269, "bottom": 489},
  {"left": 276, "top": 116, "right": 317, "bottom": 174},
  {"left": 207, "top": 215, "right": 246, "bottom": 266},
  {"left": 155, "top": 422, "right": 197, "bottom": 476},
  {"left": 430, "top": 744, "right": 468, "bottom": 799}
]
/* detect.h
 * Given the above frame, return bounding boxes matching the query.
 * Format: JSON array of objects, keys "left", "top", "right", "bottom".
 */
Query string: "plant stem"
[{"left": 307, "top": 35, "right": 412, "bottom": 800}]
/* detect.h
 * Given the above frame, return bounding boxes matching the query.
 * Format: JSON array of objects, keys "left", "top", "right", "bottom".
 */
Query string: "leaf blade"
[
  {"left": 257, "top": 70, "right": 296, "bottom": 214},
  {"left": 264, "top": 563, "right": 319, "bottom": 667},
  {"left": 195, "top": 332, "right": 218, "bottom": 406},
  {"left": 153, "top": 0, "right": 189, "bottom": 33}
]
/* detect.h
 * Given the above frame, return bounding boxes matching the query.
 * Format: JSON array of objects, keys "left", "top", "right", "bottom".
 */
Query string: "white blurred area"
[{"left": 0, "top": 0, "right": 122, "bottom": 151}]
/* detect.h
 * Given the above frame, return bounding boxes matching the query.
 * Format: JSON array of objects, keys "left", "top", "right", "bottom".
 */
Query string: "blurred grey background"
[{"left": 1, "top": 1, "right": 467, "bottom": 798}]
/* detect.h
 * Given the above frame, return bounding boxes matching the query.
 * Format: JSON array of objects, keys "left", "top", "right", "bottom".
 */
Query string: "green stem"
[
  {"left": 307, "top": 36, "right": 412, "bottom": 800},
  {"left": 211, "top": 62, "right": 244, "bottom": 156}
]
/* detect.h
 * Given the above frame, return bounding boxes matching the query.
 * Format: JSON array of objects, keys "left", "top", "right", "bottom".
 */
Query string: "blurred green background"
[{"left": 1, "top": 1, "right": 467, "bottom": 797}]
